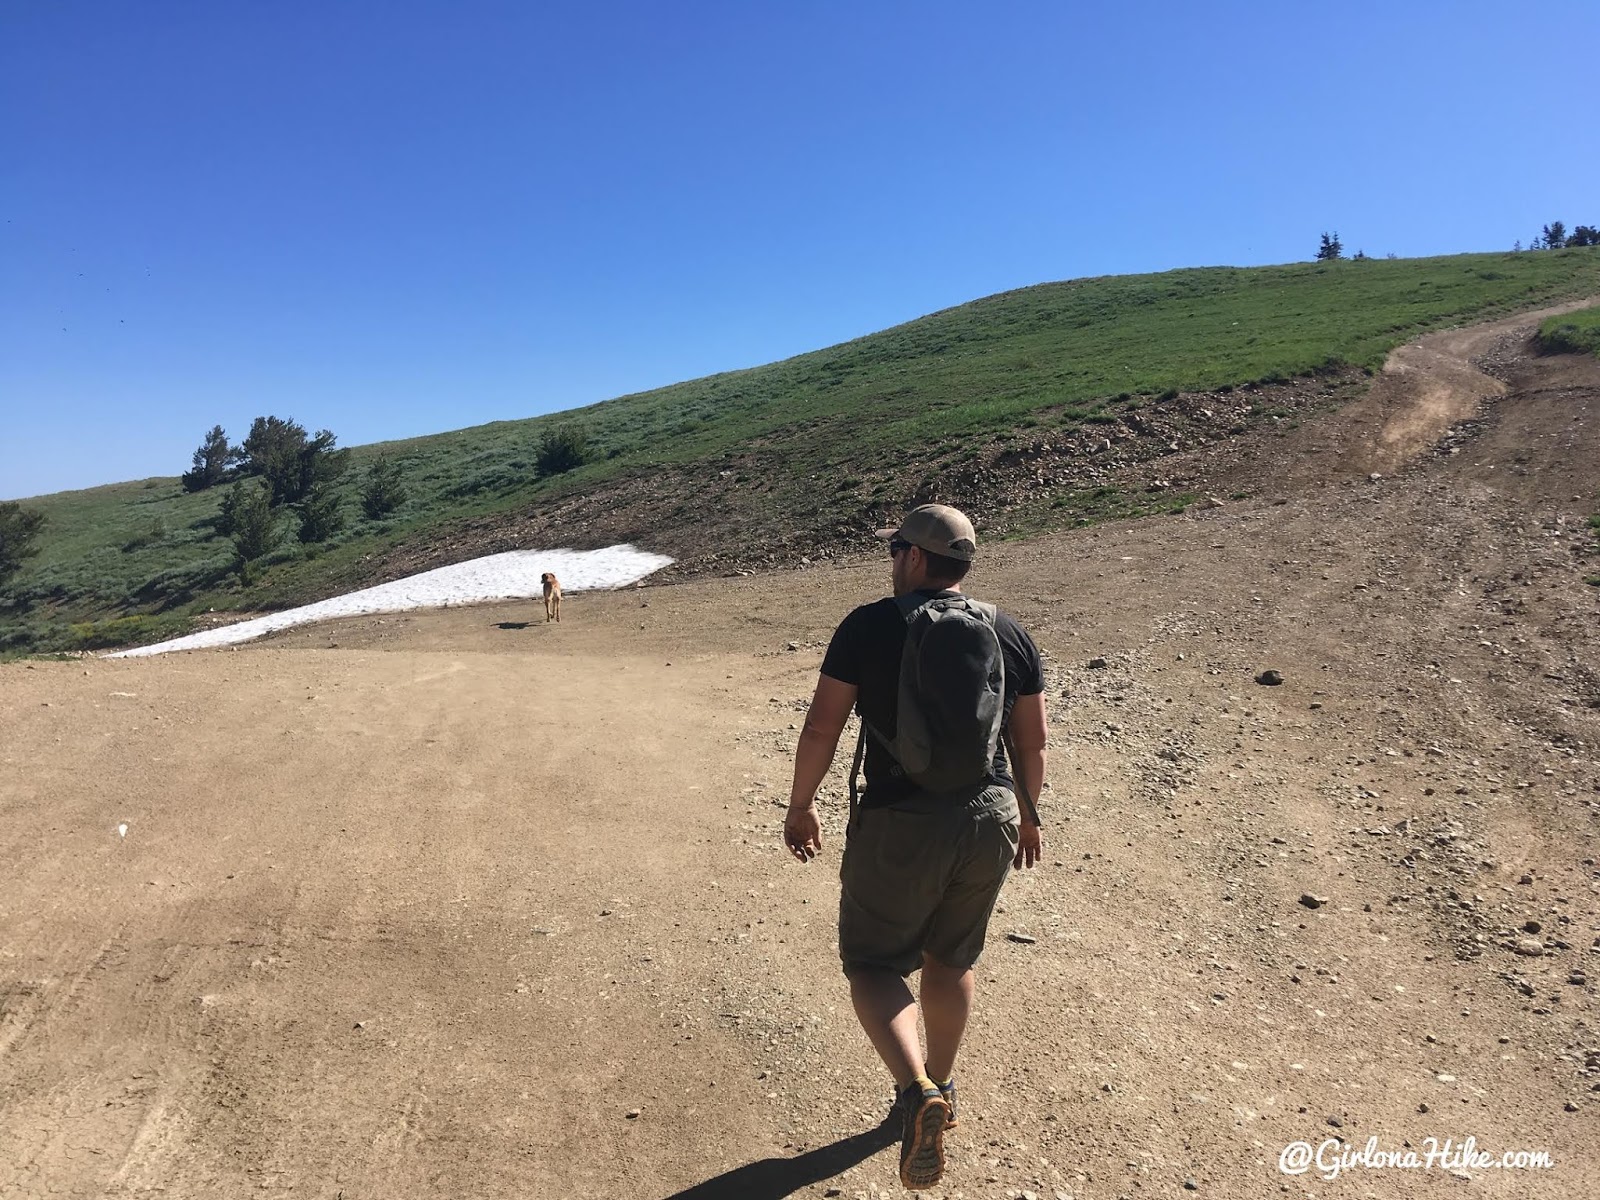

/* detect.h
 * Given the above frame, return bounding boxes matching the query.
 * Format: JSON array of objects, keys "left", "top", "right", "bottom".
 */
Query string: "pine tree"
[
  {"left": 0, "top": 501, "right": 46, "bottom": 590},
  {"left": 181, "top": 425, "right": 234, "bottom": 492},
  {"left": 1316, "top": 232, "right": 1344, "bottom": 261},
  {"left": 360, "top": 454, "right": 408, "bottom": 520},
  {"left": 225, "top": 480, "right": 278, "bottom": 562},
  {"left": 235, "top": 416, "right": 349, "bottom": 505},
  {"left": 297, "top": 485, "right": 345, "bottom": 543}
]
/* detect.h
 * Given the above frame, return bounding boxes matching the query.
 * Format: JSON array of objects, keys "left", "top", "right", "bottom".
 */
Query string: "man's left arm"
[
  {"left": 1008, "top": 690, "right": 1047, "bottom": 869},
  {"left": 783, "top": 673, "right": 858, "bottom": 862}
]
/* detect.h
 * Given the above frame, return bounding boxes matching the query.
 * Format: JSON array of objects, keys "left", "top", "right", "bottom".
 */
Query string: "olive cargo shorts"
[{"left": 838, "top": 785, "right": 1021, "bottom": 976}]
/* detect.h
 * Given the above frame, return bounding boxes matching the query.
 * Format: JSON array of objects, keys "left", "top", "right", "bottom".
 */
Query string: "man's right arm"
[{"left": 784, "top": 610, "right": 863, "bottom": 862}]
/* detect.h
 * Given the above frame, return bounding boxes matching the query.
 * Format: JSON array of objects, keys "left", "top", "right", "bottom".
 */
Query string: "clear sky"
[{"left": 3, "top": 1, "right": 1595, "bottom": 499}]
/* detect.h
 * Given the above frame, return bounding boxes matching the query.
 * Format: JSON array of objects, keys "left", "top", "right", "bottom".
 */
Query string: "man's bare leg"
[
  {"left": 847, "top": 967, "right": 924, "bottom": 1087},
  {"left": 852, "top": 964, "right": 953, "bottom": 1190},
  {"left": 920, "top": 954, "right": 975, "bottom": 1082}
]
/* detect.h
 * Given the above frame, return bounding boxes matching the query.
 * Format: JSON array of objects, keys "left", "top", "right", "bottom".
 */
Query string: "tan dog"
[{"left": 541, "top": 572, "right": 561, "bottom": 623}]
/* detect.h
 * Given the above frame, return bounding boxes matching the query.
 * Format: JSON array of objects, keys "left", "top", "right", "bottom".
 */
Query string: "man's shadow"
[{"left": 661, "top": 1118, "right": 897, "bottom": 1200}]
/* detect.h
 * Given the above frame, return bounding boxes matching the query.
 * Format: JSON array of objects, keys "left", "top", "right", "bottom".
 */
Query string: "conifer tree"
[{"left": 181, "top": 425, "right": 234, "bottom": 492}]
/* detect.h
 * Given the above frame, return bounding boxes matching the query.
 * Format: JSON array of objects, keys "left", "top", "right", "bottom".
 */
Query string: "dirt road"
[{"left": 3, "top": 317, "right": 1597, "bottom": 1198}]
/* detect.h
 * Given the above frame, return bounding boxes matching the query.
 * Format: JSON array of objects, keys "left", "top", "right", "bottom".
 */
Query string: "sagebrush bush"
[
  {"left": 68, "top": 613, "right": 192, "bottom": 650},
  {"left": 122, "top": 520, "right": 167, "bottom": 553}
]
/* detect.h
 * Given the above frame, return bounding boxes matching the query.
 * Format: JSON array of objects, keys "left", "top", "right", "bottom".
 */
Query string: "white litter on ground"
[{"left": 108, "top": 545, "right": 674, "bottom": 658}]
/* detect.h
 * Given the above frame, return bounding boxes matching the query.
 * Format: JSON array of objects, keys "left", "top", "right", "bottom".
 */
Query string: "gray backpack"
[{"left": 850, "top": 593, "right": 1006, "bottom": 804}]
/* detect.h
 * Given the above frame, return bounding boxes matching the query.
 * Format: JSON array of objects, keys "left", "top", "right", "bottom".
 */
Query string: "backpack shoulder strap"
[
  {"left": 945, "top": 596, "right": 998, "bottom": 628},
  {"left": 847, "top": 722, "right": 867, "bottom": 834},
  {"left": 858, "top": 593, "right": 929, "bottom": 773},
  {"left": 892, "top": 591, "right": 933, "bottom": 622}
]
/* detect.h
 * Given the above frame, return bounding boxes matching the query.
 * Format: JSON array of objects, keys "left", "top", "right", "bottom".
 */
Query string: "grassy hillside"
[
  {"left": 1537, "top": 304, "right": 1600, "bottom": 357},
  {"left": 6, "top": 247, "right": 1600, "bottom": 654}
]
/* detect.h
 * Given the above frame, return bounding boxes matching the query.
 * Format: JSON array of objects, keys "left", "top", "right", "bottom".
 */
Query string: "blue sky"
[{"left": 3, "top": 1, "right": 1595, "bottom": 499}]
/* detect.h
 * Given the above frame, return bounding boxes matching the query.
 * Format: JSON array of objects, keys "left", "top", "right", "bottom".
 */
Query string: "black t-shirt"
[{"left": 820, "top": 588, "right": 1046, "bottom": 808}]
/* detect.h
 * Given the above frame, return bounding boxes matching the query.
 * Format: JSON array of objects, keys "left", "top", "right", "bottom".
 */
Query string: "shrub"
[
  {"left": 67, "top": 613, "right": 194, "bottom": 651},
  {"left": 0, "top": 622, "right": 46, "bottom": 656},
  {"left": 133, "top": 559, "right": 230, "bottom": 604},
  {"left": 446, "top": 465, "right": 524, "bottom": 499},
  {"left": 360, "top": 454, "right": 408, "bottom": 519},
  {"left": 536, "top": 425, "right": 588, "bottom": 476},
  {"left": 122, "top": 520, "right": 167, "bottom": 553}
]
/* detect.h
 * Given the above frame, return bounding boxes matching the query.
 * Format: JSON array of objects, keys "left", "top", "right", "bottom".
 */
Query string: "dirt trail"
[
  {"left": 1326, "top": 296, "right": 1599, "bottom": 480},
  {"left": 3, "top": 313, "right": 1598, "bottom": 1199}
]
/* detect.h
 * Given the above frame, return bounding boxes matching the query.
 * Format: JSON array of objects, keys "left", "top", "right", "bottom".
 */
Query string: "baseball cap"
[{"left": 876, "top": 503, "right": 978, "bottom": 561}]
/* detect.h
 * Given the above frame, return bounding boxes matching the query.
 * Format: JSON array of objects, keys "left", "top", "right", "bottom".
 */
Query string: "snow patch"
[{"left": 109, "top": 544, "right": 673, "bottom": 658}]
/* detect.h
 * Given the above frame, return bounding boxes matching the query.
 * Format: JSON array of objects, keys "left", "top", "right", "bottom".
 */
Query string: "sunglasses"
[{"left": 888, "top": 538, "right": 913, "bottom": 557}]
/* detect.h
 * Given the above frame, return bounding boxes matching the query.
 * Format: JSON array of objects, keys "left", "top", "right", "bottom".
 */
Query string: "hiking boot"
[{"left": 897, "top": 1077, "right": 950, "bottom": 1191}]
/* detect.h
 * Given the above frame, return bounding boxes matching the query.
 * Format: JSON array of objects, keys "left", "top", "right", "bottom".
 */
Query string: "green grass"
[
  {"left": 1537, "top": 305, "right": 1600, "bottom": 357},
  {"left": 5, "top": 247, "right": 1600, "bottom": 654},
  {"left": 65, "top": 613, "right": 197, "bottom": 651}
]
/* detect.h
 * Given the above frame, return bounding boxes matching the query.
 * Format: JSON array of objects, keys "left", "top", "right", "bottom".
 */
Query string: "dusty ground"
[{"left": 3, "top": 310, "right": 1598, "bottom": 1199}]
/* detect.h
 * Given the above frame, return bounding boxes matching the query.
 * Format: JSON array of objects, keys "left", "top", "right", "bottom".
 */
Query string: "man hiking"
[{"left": 783, "top": 503, "right": 1047, "bottom": 1191}]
